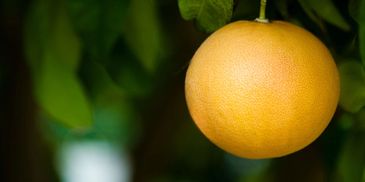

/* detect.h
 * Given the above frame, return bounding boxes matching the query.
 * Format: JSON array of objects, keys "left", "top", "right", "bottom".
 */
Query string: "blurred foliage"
[
  {"left": 360, "top": 0, "right": 365, "bottom": 66},
  {"left": 339, "top": 61, "right": 365, "bottom": 113},
  {"left": 334, "top": 110, "right": 365, "bottom": 182},
  {"left": 66, "top": 0, "right": 128, "bottom": 65},
  {"left": 1, "top": 0, "right": 365, "bottom": 181},
  {"left": 298, "top": 0, "right": 350, "bottom": 30},
  {"left": 178, "top": 0, "right": 234, "bottom": 33},
  {"left": 25, "top": 0, "right": 92, "bottom": 128},
  {"left": 122, "top": 0, "right": 164, "bottom": 72}
]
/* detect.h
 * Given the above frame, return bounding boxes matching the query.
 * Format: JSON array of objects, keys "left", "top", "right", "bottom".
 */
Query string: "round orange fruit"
[{"left": 185, "top": 20, "right": 339, "bottom": 159}]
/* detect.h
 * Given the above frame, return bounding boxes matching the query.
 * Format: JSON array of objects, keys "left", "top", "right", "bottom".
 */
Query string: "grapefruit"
[{"left": 185, "top": 20, "right": 339, "bottom": 159}]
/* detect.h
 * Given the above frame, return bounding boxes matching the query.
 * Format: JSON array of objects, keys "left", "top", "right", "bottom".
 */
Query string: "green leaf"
[
  {"left": 24, "top": 0, "right": 50, "bottom": 71},
  {"left": 48, "top": 6, "right": 81, "bottom": 71},
  {"left": 298, "top": 0, "right": 350, "bottom": 31},
  {"left": 355, "top": 108, "right": 365, "bottom": 130},
  {"left": 275, "top": 0, "right": 290, "bottom": 19},
  {"left": 66, "top": 0, "right": 129, "bottom": 62},
  {"left": 78, "top": 61, "right": 140, "bottom": 146},
  {"left": 178, "top": 0, "right": 234, "bottom": 33},
  {"left": 35, "top": 55, "right": 92, "bottom": 129},
  {"left": 349, "top": 0, "right": 361, "bottom": 23},
  {"left": 339, "top": 61, "right": 365, "bottom": 113},
  {"left": 360, "top": 0, "right": 365, "bottom": 66},
  {"left": 80, "top": 60, "right": 123, "bottom": 99},
  {"left": 297, "top": 0, "right": 323, "bottom": 27},
  {"left": 336, "top": 129, "right": 365, "bottom": 182},
  {"left": 25, "top": 0, "right": 92, "bottom": 129},
  {"left": 108, "top": 54, "right": 154, "bottom": 97},
  {"left": 122, "top": 0, "right": 164, "bottom": 72}
]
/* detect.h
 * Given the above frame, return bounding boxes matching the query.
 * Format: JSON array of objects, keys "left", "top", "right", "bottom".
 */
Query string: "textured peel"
[{"left": 185, "top": 21, "right": 340, "bottom": 159}]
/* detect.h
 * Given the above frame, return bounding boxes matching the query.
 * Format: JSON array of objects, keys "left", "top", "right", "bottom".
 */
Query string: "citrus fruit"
[{"left": 185, "top": 20, "right": 340, "bottom": 159}]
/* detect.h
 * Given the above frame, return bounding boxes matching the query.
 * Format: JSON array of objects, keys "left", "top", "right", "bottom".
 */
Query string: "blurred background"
[{"left": 1, "top": 0, "right": 365, "bottom": 181}]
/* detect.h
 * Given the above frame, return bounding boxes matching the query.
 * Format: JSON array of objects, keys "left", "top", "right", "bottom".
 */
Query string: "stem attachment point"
[
  {"left": 256, "top": 0, "right": 268, "bottom": 23},
  {"left": 255, "top": 18, "right": 269, "bottom": 23}
]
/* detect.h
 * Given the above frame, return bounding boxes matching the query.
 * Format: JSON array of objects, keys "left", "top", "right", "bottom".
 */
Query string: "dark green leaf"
[
  {"left": 24, "top": 0, "right": 50, "bottom": 71},
  {"left": 80, "top": 60, "right": 122, "bottom": 99},
  {"left": 354, "top": 108, "right": 365, "bottom": 130},
  {"left": 80, "top": 41, "right": 154, "bottom": 98},
  {"left": 25, "top": 0, "right": 92, "bottom": 129},
  {"left": 66, "top": 0, "right": 129, "bottom": 62},
  {"left": 337, "top": 113, "right": 354, "bottom": 130},
  {"left": 298, "top": 0, "right": 350, "bottom": 31},
  {"left": 349, "top": 0, "right": 361, "bottom": 23},
  {"left": 109, "top": 55, "right": 154, "bottom": 97},
  {"left": 178, "top": 0, "right": 234, "bottom": 33},
  {"left": 275, "top": 0, "right": 290, "bottom": 19},
  {"left": 79, "top": 61, "right": 140, "bottom": 146},
  {"left": 360, "top": 0, "right": 365, "bottom": 66},
  {"left": 122, "top": 0, "right": 164, "bottom": 72},
  {"left": 297, "top": 0, "right": 323, "bottom": 28},
  {"left": 335, "top": 129, "right": 365, "bottom": 182},
  {"left": 339, "top": 61, "right": 365, "bottom": 113}
]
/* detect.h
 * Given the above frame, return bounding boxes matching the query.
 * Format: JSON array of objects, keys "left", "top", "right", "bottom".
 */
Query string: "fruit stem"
[{"left": 256, "top": 0, "right": 269, "bottom": 23}]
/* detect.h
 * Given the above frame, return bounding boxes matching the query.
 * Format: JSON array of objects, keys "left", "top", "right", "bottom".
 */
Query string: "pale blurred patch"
[{"left": 58, "top": 141, "right": 131, "bottom": 182}]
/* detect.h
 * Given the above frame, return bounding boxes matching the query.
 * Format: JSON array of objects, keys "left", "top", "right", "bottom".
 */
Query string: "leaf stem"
[{"left": 256, "top": 0, "right": 269, "bottom": 23}]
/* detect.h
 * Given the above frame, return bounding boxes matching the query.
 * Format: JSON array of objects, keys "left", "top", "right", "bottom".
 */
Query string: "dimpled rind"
[{"left": 185, "top": 21, "right": 340, "bottom": 159}]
